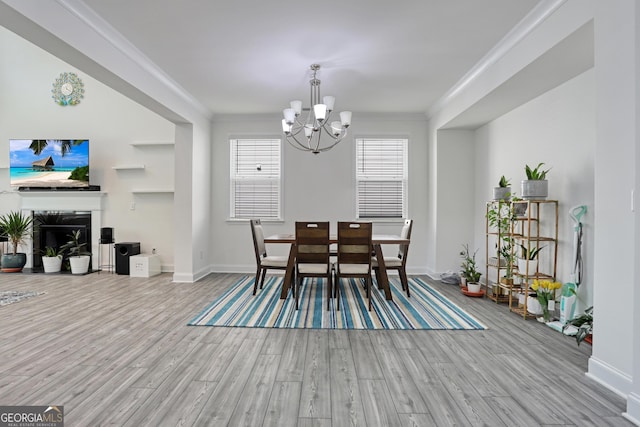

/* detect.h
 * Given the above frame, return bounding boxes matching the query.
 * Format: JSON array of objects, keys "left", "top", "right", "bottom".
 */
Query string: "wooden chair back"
[
  {"left": 337, "top": 221, "right": 372, "bottom": 266},
  {"left": 295, "top": 222, "right": 330, "bottom": 265}
]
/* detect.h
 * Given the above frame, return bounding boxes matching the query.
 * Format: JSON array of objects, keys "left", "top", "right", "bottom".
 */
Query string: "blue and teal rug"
[{"left": 189, "top": 276, "right": 486, "bottom": 330}]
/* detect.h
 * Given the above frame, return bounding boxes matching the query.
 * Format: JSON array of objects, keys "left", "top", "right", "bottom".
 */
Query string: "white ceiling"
[{"left": 72, "top": 0, "right": 541, "bottom": 117}]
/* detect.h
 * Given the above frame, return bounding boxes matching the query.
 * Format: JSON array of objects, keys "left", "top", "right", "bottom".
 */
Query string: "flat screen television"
[{"left": 9, "top": 139, "right": 90, "bottom": 189}]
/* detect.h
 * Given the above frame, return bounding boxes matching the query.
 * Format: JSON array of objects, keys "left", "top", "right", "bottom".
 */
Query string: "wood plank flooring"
[{"left": 0, "top": 272, "right": 632, "bottom": 426}]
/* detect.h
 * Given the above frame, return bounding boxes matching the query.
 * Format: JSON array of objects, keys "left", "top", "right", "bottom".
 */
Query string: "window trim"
[
  {"left": 229, "top": 137, "right": 283, "bottom": 221},
  {"left": 355, "top": 137, "right": 408, "bottom": 220}
]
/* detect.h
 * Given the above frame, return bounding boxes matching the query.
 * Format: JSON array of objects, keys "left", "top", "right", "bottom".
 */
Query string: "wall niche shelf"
[
  {"left": 112, "top": 165, "right": 145, "bottom": 170},
  {"left": 130, "top": 141, "right": 174, "bottom": 147},
  {"left": 131, "top": 189, "right": 174, "bottom": 194}
]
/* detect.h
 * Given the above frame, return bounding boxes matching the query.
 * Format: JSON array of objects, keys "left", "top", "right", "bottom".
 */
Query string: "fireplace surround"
[{"left": 19, "top": 191, "right": 105, "bottom": 270}]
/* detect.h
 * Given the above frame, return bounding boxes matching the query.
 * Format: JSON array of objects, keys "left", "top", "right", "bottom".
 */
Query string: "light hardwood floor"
[{"left": 0, "top": 272, "right": 632, "bottom": 426}]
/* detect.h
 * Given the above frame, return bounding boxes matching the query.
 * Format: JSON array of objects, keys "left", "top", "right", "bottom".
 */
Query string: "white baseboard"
[
  {"left": 623, "top": 392, "right": 640, "bottom": 426},
  {"left": 587, "top": 356, "right": 632, "bottom": 398}
]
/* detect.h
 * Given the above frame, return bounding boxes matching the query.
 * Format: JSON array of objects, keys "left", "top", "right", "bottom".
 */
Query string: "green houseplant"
[
  {"left": 521, "top": 162, "right": 551, "bottom": 199},
  {"left": 563, "top": 306, "right": 593, "bottom": 345},
  {"left": 492, "top": 175, "right": 512, "bottom": 201},
  {"left": 60, "top": 229, "right": 91, "bottom": 274},
  {"left": 460, "top": 244, "right": 482, "bottom": 292},
  {"left": 0, "top": 211, "right": 33, "bottom": 272},
  {"left": 486, "top": 200, "right": 517, "bottom": 285},
  {"left": 517, "top": 243, "right": 544, "bottom": 275},
  {"left": 40, "top": 246, "right": 65, "bottom": 273}
]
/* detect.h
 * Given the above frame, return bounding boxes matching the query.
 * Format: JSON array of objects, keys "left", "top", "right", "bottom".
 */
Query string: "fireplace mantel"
[{"left": 20, "top": 191, "right": 106, "bottom": 269}]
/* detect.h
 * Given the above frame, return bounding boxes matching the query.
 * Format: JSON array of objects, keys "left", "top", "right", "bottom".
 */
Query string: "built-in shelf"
[
  {"left": 0, "top": 166, "right": 9, "bottom": 170},
  {"left": 112, "top": 165, "right": 145, "bottom": 170},
  {"left": 131, "top": 189, "right": 174, "bottom": 194},
  {"left": 130, "top": 141, "right": 174, "bottom": 147}
]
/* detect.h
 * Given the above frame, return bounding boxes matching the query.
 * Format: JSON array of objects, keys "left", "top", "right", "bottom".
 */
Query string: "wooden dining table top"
[{"left": 264, "top": 234, "right": 409, "bottom": 245}]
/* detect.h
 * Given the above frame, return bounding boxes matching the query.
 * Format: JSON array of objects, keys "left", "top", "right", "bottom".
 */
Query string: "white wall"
[
  {"left": 0, "top": 27, "right": 176, "bottom": 269},
  {"left": 474, "top": 70, "right": 596, "bottom": 309},
  {"left": 591, "top": 0, "right": 638, "bottom": 412},
  {"left": 209, "top": 114, "right": 428, "bottom": 274}
]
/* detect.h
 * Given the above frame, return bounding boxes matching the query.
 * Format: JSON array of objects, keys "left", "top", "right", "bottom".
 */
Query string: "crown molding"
[{"left": 427, "top": 0, "right": 567, "bottom": 119}]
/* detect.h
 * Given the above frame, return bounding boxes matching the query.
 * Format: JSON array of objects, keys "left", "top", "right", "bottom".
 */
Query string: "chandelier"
[{"left": 281, "top": 64, "right": 352, "bottom": 154}]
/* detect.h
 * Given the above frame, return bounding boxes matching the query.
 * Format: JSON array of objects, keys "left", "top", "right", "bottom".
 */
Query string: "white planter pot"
[
  {"left": 42, "top": 255, "right": 62, "bottom": 273},
  {"left": 527, "top": 296, "right": 543, "bottom": 315},
  {"left": 467, "top": 282, "right": 481, "bottom": 293},
  {"left": 517, "top": 258, "right": 538, "bottom": 275},
  {"left": 69, "top": 255, "right": 91, "bottom": 275}
]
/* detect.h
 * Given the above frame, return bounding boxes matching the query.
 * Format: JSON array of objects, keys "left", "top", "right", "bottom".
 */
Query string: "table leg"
[
  {"left": 280, "top": 244, "right": 297, "bottom": 299},
  {"left": 374, "top": 244, "right": 393, "bottom": 300}
]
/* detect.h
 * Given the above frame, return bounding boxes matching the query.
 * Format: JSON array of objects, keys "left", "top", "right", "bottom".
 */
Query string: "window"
[
  {"left": 230, "top": 138, "right": 281, "bottom": 219},
  {"left": 356, "top": 138, "right": 408, "bottom": 219}
]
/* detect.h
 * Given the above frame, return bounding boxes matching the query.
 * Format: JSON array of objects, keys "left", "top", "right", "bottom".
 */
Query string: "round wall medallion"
[{"left": 52, "top": 72, "right": 84, "bottom": 106}]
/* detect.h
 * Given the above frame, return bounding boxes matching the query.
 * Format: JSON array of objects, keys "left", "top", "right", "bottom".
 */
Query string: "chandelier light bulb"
[
  {"left": 331, "top": 121, "right": 342, "bottom": 136},
  {"left": 314, "top": 104, "right": 327, "bottom": 121},
  {"left": 304, "top": 125, "right": 314, "bottom": 137},
  {"left": 282, "top": 119, "right": 291, "bottom": 134},
  {"left": 283, "top": 108, "right": 296, "bottom": 125},
  {"left": 290, "top": 100, "right": 302, "bottom": 115},
  {"left": 323, "top": 96, "right": 335, "bottom": 112},
  {"left": 340, "top": 111, "right": 352, "bottom": 127}
]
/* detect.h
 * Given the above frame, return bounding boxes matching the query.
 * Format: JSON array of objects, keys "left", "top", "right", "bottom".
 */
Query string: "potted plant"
[
  {"left": 460, "top": 244, "right": 482, "bottom": 293},
  {"left": 521, "top": 162, "right": 551, "bottom": 199},
  {"left": 563, "top": 306, "right": 593, "bottom": 345},
  {"left": 40, "top": 246, "right": 64, "bottom": 273},
  {"left": 486, "top": 200, "right": 519, "bottom": 289},
  {"left": 517, "top": 243, "right": 543, "bottom": 275},
  {"left": 0, "top": 211, "right": 33, "bottom": 273},
  {"left": 493, "top": 175, "right": 511, "bottom": 201},
  {"left": 60, "top": 229, "right": 91, "bottom": 274}
]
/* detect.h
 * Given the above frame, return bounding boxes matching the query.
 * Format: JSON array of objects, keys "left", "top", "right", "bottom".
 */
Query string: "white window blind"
[
  {"left": 230, "top": 139, "right": 281, "bottom": 219},
  {"left": 356, "top": 138, "right": 408, "bottom": 219}
]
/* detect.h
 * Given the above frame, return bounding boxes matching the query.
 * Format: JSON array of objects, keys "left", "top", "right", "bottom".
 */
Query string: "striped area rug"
[{"left": 189, "top": 276, "right": 486, "bottom": 330}]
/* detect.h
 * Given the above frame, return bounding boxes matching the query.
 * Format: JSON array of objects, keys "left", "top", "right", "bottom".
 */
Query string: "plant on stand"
[
  {"left": 517, "top": 243, "right": 544, "bottom": 275},
  {"left": 486, "top": 200, "right": 517, "bottom": 287},
  {"left": 0, "top": 211, "right": 33, "bottom": 273},
  {"left": 521, "top": 162, "right": 551, "bottom": 199},
  {"left": 531, "top": 279, "right": 562, "bottom": 322},
  {"left": 493, "top": 175, "right": 512, "bottom": 201},
  {"left": 460, "top": 244, "right": 482, "bottom": 293}
]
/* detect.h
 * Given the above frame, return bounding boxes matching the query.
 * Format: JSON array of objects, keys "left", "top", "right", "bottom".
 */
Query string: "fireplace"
[
  {"left": 32, "top": 211, "right": 92, "bottom": 271},
  {"left": 19, "top": 191, "right": 105, "bottom": 270}
]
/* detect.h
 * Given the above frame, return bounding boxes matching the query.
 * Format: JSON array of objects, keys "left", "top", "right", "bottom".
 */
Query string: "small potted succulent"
[
  {"left": 517, "top": 243, "right": 544, "bottom": 275},
  {"left": 521, "top": 162, "right": 551, "bottom": 199},
  {"left": 493, "top": 175, "right": 511, "bottom": 201}
]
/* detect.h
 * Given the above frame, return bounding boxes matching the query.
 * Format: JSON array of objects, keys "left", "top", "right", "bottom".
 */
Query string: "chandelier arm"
[{"left": 286, "top": 133, "right": 313, "bottom": 151}]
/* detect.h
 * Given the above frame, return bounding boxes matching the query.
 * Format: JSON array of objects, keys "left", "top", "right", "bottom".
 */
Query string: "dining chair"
[
  {"left": 294, "top": 221, "right": 332, "bottom": 310},
  {"left": 335, "top": 221, "right": 373, "bottom": 311},
  {"left": 372, "top": 218, "right": 413, "bottom": 297},
  {"left": 250, "top": 219, "right": 288, "bottom": 295}
]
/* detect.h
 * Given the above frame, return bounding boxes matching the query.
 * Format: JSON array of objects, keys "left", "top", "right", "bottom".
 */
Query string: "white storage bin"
[{"left": 129, "top": 254, "right": 161, "bottom": 278}]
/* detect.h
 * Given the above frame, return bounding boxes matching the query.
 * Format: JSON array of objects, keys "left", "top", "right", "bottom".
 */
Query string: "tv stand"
[{"left": 18, "top": 185, "right": 101, "bottom": 192}]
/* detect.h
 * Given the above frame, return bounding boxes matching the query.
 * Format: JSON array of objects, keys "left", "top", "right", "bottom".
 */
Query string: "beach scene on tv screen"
[{"left": 10, "top": 139, "right": 89, "bottom": 188}]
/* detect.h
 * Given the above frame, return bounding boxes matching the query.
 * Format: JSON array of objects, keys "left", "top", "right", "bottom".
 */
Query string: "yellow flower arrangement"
[{"left": 532, "top": 279, "right": 562, "bottom": 321}]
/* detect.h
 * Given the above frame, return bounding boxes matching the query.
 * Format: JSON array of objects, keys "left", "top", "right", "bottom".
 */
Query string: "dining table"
[{"left": 264, "top": 233, "right": 410, "bottom": 301}]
